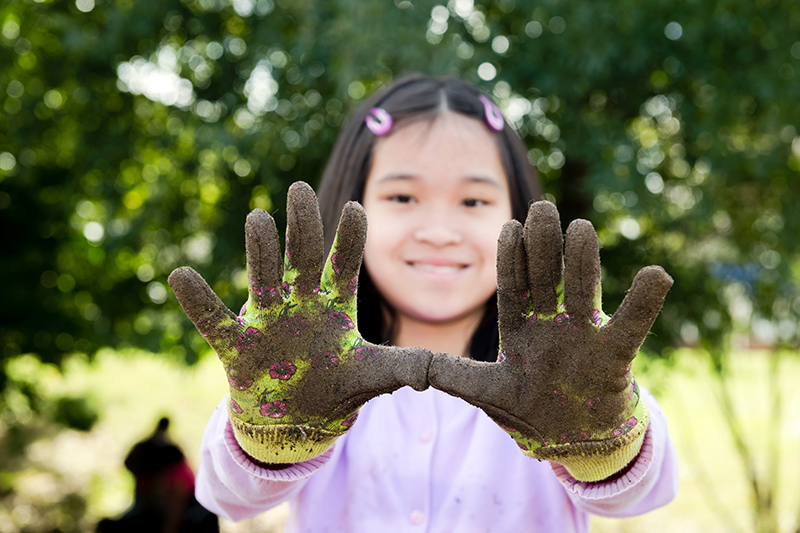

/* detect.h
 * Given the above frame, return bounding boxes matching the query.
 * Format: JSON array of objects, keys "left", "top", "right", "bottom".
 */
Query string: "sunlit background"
[{"left": 2, "top": 0, "right": 800, "bottom": 531}]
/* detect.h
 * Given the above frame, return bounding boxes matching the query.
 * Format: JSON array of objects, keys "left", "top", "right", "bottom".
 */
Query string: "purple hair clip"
[
  {"left": 479, "top": 95, "right": 504, "bottom": 132},
  {"left": 365, "top": 107, "right": 393, "bottom": 136}
]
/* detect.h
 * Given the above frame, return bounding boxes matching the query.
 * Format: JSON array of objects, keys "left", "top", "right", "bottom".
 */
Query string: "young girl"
[{"left": 169, "top": 75, "right": 678, "bottom": 532}]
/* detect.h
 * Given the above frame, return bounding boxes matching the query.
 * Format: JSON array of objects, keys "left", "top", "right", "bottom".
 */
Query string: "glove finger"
[
  {"left": 603, "top": 265, "right": 673, "bottom": 362},
  {"left": 321, "top": 201, "right": 367, "bottom": 299},
  {"left": 297, "top": 344, "right": 433, "bottom": 424},
  {"left": 496, "top": 220, "right": 529, "bottom": 329},
  {"left": 285, "top": 181, "right": 325, "bottom": 295},
  {"left": 364, "top": 345, "right": 433, "bottom": 393},
  {"left": 168, "top": 266, "right": 240, "bottom": 354},
  {"left": 524, "top": 201, "right": 563, "bottom": 316},
  {"left": 245, "top": 209, "right": 283, "bottom": 308},
  {"left": 563, "top": 219, "right": 601, "bottom": 323},
  {"left": 428, "top": 353, "right": 520, "bottom": 414}
]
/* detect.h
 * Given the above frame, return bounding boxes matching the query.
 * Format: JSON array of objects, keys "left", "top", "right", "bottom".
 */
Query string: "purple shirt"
[{"left": 197, "top": 386, "right": 678, "bottom": 532}]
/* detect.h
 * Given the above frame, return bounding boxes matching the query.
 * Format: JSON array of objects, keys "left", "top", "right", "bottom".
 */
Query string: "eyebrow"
[
  {"left": 461, "top": 176, "right": 504, "bottom": 188},
  {"left": 374, "top": 174, "right": 504, "bottom": 188},
  {"left": 373, "top": 174, "right": 417, "bottom": 184}
]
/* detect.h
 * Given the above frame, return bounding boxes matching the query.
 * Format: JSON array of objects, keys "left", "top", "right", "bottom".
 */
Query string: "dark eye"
[
  {"left": 389, "top": 194, "right": 414, "bottom": 204},
  {"left": 462, "top": 198, "right": 487, "bottom": 207}
]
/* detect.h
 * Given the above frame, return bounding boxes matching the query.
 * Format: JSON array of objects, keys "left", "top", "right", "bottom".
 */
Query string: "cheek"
[
  {"left": 362, "top": 215, "right": 398, "bottom": 271},
  {"left": 481, "top": 227, "right": 501, "bottom": 257},
  {"left": 471, "top": 218, "right": 507, "bottom": 291},
  {"left": 478, "top": 242, "right": 500, "bottom": 289},
  {"left": 472, "top": 218, "right": 505, "bottom": 262},
  {"left": 362, "top": 241, "right": 384, "bottom": 276}
]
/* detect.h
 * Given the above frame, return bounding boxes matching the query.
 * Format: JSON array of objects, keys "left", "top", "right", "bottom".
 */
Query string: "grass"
[
  {"left": 0, "top": 349, "right": 284, "bottom": 533},
  {"left": 593, "top": 349, "right": 800, "bottom": 533},
  {"left": 3, "top": 347, "right": 800, "bottom": 532}
]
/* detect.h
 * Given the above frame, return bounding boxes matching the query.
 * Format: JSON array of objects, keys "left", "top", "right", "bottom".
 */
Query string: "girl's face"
[{"left": 362, "top": 112, "right": 513, "bottom": 325}]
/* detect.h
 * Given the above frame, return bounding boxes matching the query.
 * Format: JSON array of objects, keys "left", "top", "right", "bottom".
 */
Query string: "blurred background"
[{"left": 2, "top": 0, "right": 800, "bottom": 531}]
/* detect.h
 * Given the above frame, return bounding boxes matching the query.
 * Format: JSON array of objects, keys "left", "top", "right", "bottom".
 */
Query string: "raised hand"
[
  {"left": 428, "top": 201, "right": 672, "bottom": 481},
  {"left": 169, "top": 182, "right": 431, "bottom": 464}
]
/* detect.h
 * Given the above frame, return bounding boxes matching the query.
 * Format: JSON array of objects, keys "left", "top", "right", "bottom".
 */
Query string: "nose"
[{"left": 413, "top": 218, "right": 463, "bottom": 247}]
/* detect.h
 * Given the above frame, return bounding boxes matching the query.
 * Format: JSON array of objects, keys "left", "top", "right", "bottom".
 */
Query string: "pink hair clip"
[
  {"left": 479, "top": 95, "right": 504, "bottom": 132},
  {"left": 365, "top": 108, "right": 393, "bottom": 136}
]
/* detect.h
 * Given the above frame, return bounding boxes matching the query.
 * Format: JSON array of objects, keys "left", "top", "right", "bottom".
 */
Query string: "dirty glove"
[
  {"left": 169, "top": 182, "right": 431, "bottom": 464},
  {"left": 428, "top": 201, "right": 672, "bottom": 481}
]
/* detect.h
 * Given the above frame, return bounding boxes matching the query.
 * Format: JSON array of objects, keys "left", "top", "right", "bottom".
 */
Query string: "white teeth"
[{"left": 411, "top": 263, "right": 464, "bottom": 273}]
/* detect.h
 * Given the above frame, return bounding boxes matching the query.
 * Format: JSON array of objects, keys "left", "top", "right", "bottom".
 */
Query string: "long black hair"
[{"left": 316, "top": 75, "right": 541, "bottom": 362}]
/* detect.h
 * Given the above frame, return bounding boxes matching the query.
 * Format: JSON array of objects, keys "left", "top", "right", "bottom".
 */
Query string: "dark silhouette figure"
[{"left": 96, "top": 417, "right": 219, "bottom": 533}]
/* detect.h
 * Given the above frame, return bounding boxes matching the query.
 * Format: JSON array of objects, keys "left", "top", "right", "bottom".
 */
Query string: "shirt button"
[
  {"left": 420, "top": 429, "right": 432, "bottom": 443},
  {"left": 409, "top": 510, "right": 425, "bottom": 526}
]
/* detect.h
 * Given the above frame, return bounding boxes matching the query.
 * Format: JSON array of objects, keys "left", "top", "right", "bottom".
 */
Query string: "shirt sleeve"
[
  {"left": 195, "top": 398, "right": 334, "bottom": 521},
  {"left": 549, "top": 388, "right": 679, "bottom": 517}
]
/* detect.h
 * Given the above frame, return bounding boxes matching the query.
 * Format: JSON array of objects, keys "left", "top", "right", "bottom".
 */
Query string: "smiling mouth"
[{"left": 407, "top": 262, "right": 468, "bottom": 273}]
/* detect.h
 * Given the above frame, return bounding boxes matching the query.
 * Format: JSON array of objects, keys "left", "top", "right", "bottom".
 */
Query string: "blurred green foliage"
[
  {"left": 0, "top": 355, "right": 97, "bottom": 531},
  {"left": 2, "top": 0, "right": 800, "bottom": 387}
]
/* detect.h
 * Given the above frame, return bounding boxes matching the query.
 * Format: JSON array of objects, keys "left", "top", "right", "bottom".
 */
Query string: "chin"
[{"left": 397, "top": 300, "right": 489, "bottom": 324}]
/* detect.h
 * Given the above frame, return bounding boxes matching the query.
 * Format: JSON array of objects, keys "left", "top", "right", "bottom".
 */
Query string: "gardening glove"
[
  {"left": 169, "top": 182, "right": 432, "bottom": 464},
  {"left": 428, "top": 201, "right": 673, "bottom": 481}
]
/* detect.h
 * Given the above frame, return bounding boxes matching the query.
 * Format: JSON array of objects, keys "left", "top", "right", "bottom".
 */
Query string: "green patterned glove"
[
  {"left": 428, "top": 201, "right": 672, "bottom": 481},
  {"left": 169, "top": 182, "right": 432, "bottom": 464}
]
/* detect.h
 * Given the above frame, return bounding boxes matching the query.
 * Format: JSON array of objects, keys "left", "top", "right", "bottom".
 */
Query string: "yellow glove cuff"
[
  {"left": 228, "top": 402, "right": 339, "bottom": 464},
  {"left": 529, "top": 400, "right": 650, "bottom": 482}
]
